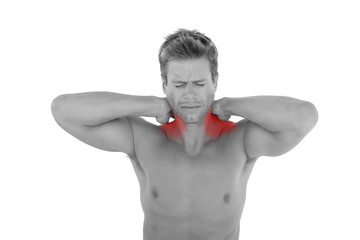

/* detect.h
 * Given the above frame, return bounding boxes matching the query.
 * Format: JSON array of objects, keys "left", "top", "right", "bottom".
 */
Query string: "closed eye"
[{"left": 174, "top": 82, "right": 205, "bottom": 88}]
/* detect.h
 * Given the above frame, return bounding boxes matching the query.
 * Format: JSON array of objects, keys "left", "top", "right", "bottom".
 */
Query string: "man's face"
[{"left": 163, "top": 56, "right": 217, "bottom": 124}]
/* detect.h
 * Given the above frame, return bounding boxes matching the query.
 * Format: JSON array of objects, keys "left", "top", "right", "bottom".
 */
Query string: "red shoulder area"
[
  {"left": 205, "top": 114, "right": 237, "bottom": 138},
  {"left": 160, "top": 121, "right": 183, "bottom": 139},
  {"left": 221, "top": 120, "right": 237, "bottom": 135},
  {"left": 160, "top": 114, "right": 237, "bottom": 139}
]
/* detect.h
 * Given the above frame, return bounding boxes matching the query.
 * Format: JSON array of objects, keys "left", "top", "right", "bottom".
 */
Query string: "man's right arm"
[{"left": 51, "top": 91, "right": 170, "bottom": 155}]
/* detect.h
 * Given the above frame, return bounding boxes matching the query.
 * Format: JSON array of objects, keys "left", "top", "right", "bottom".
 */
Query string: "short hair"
[{"left": 159, "top": 28, "right": 218, "bottom": 85}]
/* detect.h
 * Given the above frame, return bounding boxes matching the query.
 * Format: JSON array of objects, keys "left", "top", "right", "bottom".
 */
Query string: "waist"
[{"left": 143, "top": 210, "right": 240, "bottom": 240}]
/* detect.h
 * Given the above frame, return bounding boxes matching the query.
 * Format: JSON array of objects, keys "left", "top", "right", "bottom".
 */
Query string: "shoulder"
[
  {"left": 213, "top": 119, "right": 256, "bottom": 166},
  {"left": 215, "top": 119, "right": 249, "bottom": 149},
  {"left": 220, "top": 120, "right": 237, "bottom": 135},
  {"left": 127, "top": 116, "right": 166, "bottom": 143},
  {"left": 230, "top": 119, "right": 260, "bottom": 164},
  {"left": 219, "top": 119, "right": 253, "bottom": 156},
  {"left": 220, "top": 118, "right": 249, "bottom": 138}
]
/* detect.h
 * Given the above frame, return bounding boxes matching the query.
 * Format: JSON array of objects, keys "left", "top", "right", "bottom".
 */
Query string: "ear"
[
  {"left": 162, "top": 79, "right": 167, "bottom": 95},
  {"left": 213, "top": 74, "right": 218, "bottom": 91}
]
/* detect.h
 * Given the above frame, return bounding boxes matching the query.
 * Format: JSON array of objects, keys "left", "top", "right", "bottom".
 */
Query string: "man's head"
[{"left": 159, "top": 29, "right": 219, "bottom": 124}]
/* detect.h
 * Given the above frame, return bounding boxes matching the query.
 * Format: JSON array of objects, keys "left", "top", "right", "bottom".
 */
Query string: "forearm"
[
  {"left": 220, "top": 96, "right": 318, "bottom": 132},
  {"left": 51, "top": 91, "right": 161, "bottom": 127}
]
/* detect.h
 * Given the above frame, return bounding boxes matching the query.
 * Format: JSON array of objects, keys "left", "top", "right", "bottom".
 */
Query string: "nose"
[{"left": 183, "top": 84, "right": 196, "bottom": 96}]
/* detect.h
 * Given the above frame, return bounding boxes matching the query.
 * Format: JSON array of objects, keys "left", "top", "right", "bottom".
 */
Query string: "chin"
[{"left": 178, "top": 110, "right": 208, "bottom": 124}]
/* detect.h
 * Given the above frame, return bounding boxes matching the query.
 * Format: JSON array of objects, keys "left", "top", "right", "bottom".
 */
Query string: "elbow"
[
  {"left": 297, "top": 101, "right": 319, "bottom": 134},
  {"left": 51, "top": 96, "right": 61, "bottom": 112},
  {"left": 51, "top": 94, "right": 69, "bottom": 120},
  {"left": 51, "top": 96, "right": 61, "bottom": 116}
]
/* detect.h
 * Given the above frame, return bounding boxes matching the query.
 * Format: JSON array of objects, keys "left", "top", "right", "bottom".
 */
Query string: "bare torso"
[{"left": 128, "top": 117, "right": 257, "bottom": 240}]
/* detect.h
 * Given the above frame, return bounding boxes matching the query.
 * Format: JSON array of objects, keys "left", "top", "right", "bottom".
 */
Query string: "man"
[{"left": 51, "top": 29, "right": 318, "bottom": 240}]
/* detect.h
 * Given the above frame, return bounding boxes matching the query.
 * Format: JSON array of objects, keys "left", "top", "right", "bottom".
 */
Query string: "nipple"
[
  {"left": 223, "top": 193, "right": 231, "bottom": 203},
  {"left": 151, "top": 188, "right": 159, "bottom": 199}
]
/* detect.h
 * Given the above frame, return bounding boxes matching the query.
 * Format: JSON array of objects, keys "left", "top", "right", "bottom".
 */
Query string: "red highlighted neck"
[
  {"left": 160, "top": 112, "right": 184, "bottom": 139},
  {"left": 203, "top": 109, "right": 236, "bottom": 137},
  {"left": 160, "top": 109, "right": 236, "bottom": 140}
]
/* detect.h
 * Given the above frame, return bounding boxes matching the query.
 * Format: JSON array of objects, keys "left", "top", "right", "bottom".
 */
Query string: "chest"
[
  {"left": 133, "top": 138, "right": 248, "bottom": 218},
  {"left": 147, "top": 141, "right": 244, "bottom": 189}
]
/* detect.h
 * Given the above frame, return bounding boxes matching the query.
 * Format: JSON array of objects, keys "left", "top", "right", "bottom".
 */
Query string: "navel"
[
  {"left": 151, "top": 188, "right": 159, "bottom": 199},
  {"left": 223, "top": 193, "right": 231, "bottom": 203}
]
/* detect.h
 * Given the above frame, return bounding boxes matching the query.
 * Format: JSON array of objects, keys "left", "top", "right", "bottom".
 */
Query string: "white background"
[{"left": 1, "top": 0, "right": 359, "bottom": 239}]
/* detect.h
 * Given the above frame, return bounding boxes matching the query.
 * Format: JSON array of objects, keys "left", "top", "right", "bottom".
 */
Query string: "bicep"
[
  {"left": 243, "top": 120, "right": 305, "bottom": 158},
  {"left": 56, "top": 116, "right": 135, "bottom": 155}
]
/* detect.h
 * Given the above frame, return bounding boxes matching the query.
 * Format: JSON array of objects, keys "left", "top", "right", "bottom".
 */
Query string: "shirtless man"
[{"left": 51, "top": 29, "right": 318, "bottom": 240}]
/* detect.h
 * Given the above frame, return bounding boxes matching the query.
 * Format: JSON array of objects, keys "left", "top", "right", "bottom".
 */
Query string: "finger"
[
  {"left": 219, "top": 114, "right": 231, "bottom": 121},
  {"left": 156, "top": 115, "right": 170, "bottom": 124},
  {"left": 211, "top": 103, "right": 221, "bottom": 115}
]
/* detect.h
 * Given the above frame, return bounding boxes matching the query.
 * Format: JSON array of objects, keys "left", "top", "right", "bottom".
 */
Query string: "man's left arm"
[{"left": 213, "top": 96, "right": 318, "bottom": 159}]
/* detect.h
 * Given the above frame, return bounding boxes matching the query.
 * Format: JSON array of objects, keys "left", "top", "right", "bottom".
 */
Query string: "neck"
[{"left": 161, "top": 109, "right": 230, "bottom": 155}]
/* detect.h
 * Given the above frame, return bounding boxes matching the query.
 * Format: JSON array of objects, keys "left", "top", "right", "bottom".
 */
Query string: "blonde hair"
[{"left": 159, "top": 28, "right": 218, "bottom": 84}]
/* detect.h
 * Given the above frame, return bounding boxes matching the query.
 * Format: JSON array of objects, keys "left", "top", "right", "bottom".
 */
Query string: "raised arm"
[
  {"left": 50, "top": 91, "right": 171, "bottom": 155},
  {"left": 212, "top": 96, "right": 318, "bottom": 159}
]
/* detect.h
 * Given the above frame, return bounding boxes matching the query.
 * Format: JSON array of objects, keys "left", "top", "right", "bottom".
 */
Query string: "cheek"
[
  {"left": 205, "top": 92, "right": 215, "bottom": 104},
  {"left": 166, "top": 93, "right": 180, "bottom": 109}
]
